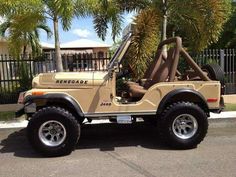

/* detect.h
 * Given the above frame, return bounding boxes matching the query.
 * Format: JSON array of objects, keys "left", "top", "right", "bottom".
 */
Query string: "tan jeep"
[{"left": 16, "top": 25, "right": 224, "bottom": 157}]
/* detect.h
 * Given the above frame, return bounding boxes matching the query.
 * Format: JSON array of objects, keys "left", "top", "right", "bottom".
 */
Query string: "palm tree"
[
  {"left": 0, "top": 0, "right": 82, "bottom": 71},
  {"left": 42, "top": 0, "right": 78, "bottom": 72},
  {"left": 161, "top": 0, "right": 232, "bottom": 50},
  {"left": 0, "top": 14, "right": 52, "bottom": 58}
]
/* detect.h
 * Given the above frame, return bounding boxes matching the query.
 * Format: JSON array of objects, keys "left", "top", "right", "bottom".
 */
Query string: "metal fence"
[
  {"left": 0, "top": 53, "right": 110, "bottom": 104},
  {"left": 194, "top": 49, "right": 236, "bottom": 94}
]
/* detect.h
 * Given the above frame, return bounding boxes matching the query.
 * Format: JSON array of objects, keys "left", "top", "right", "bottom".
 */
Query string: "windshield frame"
[{"left": 108, "top": 32, "right": 133, "bottom": 70}]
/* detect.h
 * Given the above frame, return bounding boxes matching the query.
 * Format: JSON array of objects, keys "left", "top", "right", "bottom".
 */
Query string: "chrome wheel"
[
  {"left": 38, "top": 120, "right": 67, "bottom": 147},
  {"left": 172, "top": 114, "right": 198, "bottom": 140}
]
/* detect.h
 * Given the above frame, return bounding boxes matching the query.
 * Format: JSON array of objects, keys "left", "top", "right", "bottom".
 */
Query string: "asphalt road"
[{"left": 0, "top": 120, "right": 236, "bottom": 177}]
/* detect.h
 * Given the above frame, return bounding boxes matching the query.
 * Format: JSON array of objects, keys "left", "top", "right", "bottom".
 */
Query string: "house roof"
[
  {"left": 40, "top": 42, "right": 54, "bottom": 49},
  {"left": 40, "top": 39, "right": 111, "bottom": 49},
  {"left": 61, "top": 49, "right": 93, "bottom": 54}
]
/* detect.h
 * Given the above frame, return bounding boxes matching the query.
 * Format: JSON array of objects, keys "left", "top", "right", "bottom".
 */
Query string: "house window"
[
  {"left": 98, "top": 51, "right": 104, "bottom": 58},
  {"left": 98, "top": 51, "right": 105, "bottom": 67}
]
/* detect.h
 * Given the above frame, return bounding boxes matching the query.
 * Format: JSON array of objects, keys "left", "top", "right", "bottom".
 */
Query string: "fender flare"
[
  {"left": 157, "top": 89, "right": 210, "bottom": 116},
  {"left": 24, "top": 94, "right": 84, "bottom": 117}
]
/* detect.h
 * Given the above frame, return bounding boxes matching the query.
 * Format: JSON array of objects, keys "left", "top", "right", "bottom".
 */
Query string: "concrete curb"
[
  {"left": 210, "top": 111, "right": 236, "bottom": 119},
  {"left": 0, "top": 120, "right": 28, "bottom": 129},
  {"left": 0, "top": 112, "right": 236, "bottom": 129}
]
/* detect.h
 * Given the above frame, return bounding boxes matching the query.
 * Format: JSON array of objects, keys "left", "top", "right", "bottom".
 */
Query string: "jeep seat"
[
  {"left": 126, "top": 49, "right": 164, "bottom": 87},
  {"left": 129, "top": 48, "right": 176, "bottom": 98}
]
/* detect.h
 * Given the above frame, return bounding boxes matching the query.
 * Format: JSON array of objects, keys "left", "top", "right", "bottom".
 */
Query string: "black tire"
[
  {"left": 202, "top": 64, "right": 225, "bottom": 85},
  {"left": 159, "top": 102, "right": 208, "bottom": 149},
  {"left": 27, "top": 106, "right": 80, "bottom": 157}
]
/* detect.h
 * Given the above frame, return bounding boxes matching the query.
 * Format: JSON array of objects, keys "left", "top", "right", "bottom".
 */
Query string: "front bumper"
[
  {"left": 15, "top": 103, "right": 36, "bottom": 118},
  {"left": 15, "top": 104, "right": 25, "bottom": 118}
]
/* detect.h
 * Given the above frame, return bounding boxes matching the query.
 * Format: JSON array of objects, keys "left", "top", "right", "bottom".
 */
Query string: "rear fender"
[{"left": 157, "top": 89, "right": 210, "bottom": 117}]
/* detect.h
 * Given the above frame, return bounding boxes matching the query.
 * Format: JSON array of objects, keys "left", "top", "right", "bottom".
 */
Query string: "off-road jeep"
[{"left": 16, "top": 25, "right": 224, "bottom": 157}]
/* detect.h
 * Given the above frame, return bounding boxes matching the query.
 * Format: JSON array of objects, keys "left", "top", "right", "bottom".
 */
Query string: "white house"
[{"left": 41, "top": 39, "right": 111, "bottom": 71}]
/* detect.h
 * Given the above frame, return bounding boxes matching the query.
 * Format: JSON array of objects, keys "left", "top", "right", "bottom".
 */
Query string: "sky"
[{"left": 40, "top": 13, "right": 135, "bottom": 46}]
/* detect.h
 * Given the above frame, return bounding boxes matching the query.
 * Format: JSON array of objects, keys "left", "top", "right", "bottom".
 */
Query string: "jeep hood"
[{"left": 32, "top": 71, "right": 109, "bottom": 89}]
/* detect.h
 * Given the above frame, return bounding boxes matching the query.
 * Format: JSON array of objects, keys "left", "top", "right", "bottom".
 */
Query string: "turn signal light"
[{"left": 32, "top": 91, "right": 45, "bottom": 96}]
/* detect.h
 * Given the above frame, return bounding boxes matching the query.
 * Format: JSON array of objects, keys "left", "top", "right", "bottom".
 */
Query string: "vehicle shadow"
[
  {"left": 0, "top": 128, "right": 42, "bottom": 158},
  {"left": 77, "top": 123, "right": 169, "bottom": 151},
  {"left": 0, "top": 123, "right": 170, "bottom": 158}
]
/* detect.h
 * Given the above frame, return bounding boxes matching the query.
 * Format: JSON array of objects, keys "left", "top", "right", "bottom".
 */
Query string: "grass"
[
  {"left": 0, "top": 111, "right": 15, "bottom": 121},
  {"left": 224, "top": 104, "right": 236, "bottom": 112}
]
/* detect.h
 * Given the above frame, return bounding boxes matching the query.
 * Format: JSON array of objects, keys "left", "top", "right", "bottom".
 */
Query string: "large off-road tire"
[
  {"left": 159, "top": 102, "right": 208, "bottom": 149},
  {"left": 27, "top": 107, "right": 80, "bottom": 157},
  {"left": 202, "top": 64, "right": 225, "bottom": 85}
]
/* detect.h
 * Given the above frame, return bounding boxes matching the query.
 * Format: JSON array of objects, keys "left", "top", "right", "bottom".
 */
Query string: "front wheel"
[
  {"left": 159, "top": 102, "right": 208, "bottom": 149},
  {"left": 27, "top": 106, "right": 80, "bottom": 157}
]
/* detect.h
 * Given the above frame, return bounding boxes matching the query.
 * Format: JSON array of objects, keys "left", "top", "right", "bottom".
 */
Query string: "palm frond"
[
  {"left": 37, "top": 23, "right": 53, "bottom": 39},
  {"left": 169, "top": 0, "right": 231, "bottom": 51},
  {"left": 93, "top": 14, "right": 108, "bottom": 41}
]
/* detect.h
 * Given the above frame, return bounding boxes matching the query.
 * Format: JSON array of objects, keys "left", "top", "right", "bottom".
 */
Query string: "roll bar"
[{"left": 158, "top": 37, "right": 210, "bottom": 81}]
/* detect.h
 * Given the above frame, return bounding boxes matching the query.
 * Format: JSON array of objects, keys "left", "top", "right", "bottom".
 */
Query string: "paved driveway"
[{"left": 0, "top": 121, "right": 236, "bottom": 177}]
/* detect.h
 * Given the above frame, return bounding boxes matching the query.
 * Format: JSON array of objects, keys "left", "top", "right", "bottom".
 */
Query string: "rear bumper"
[{"left": 210, "top": 96, "right": 225, "bottom": 114}]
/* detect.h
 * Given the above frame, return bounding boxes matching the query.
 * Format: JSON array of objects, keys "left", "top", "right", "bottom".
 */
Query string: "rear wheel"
[
  {"left": 27, "top": 106, "right": 80, "bottom": 157},
  {"left": 159, "top": 102, "right": 208, "bottom": 149}
]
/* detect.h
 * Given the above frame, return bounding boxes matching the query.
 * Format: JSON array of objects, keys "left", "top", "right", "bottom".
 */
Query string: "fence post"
[{"left": 220, "top": 49, "right": 225, "bottom": 72}]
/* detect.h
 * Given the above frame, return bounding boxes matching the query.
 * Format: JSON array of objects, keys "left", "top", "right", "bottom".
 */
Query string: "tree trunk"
[
  {"left": 23, "top": 45, "right": 27, "bottom": 60},
  {"left": 161, "top": 0, "right": 168, "bottom": 41},
  {"left": 162, "top": 14, "right": 167, "bottom": 41},
  {"left": 53, "top": 18, "right": 63, "bottom": 72},
  {"left": 161, "top": 0, "right": 168, "bottom": 57}
]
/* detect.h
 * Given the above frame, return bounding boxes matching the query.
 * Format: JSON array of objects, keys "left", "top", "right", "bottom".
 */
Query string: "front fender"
[{"left": 24, "top": 93, "right": 84, "bottom": 118}]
